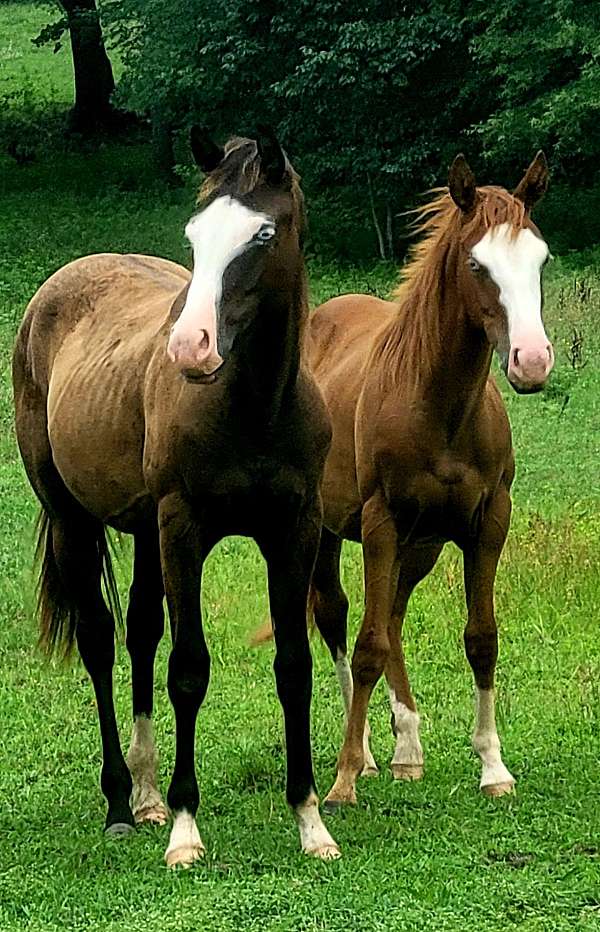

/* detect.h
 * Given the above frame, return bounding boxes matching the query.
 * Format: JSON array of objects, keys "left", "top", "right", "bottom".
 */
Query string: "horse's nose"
[
  {"left": 508, "top": 341, "right": 554, "bottom": 391},
  {"left": 167, "top": 325, "right": 223, "bottom": 375}
]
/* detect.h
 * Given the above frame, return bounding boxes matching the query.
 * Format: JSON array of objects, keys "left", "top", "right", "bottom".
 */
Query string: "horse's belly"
[{"left": 47, "top": 345, "right": 147, "bottom": 523}]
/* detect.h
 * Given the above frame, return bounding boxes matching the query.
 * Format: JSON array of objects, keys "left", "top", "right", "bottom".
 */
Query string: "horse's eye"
[
  {"left": 467, "top": 256, "right": 480, "bottom": 272},
  {"left": 256, "top": 225, "right": 276, "bottom": 242}
]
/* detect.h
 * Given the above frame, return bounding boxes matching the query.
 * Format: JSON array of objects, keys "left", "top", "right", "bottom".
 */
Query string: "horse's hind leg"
[
  {"left": 51, "top": 512, "right": 134, "bottom": 833},
  {"left": 312, "top": 528, "right": 378, "bottom": 776},
  {"left": 463, "top": 487, "right": 515, "bottom": 797},
  {"left": 126, "top": 526, "right": 168, "bottom": 826},
  {"left": 385, "top": 544, "right": 442, "bottom": 781}
]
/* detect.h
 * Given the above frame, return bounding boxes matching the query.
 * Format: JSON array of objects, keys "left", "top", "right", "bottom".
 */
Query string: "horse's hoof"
[
  {"left": 105, "top": 821, "right": 135, "bottom": 838},
  {"left": 165, "top": 843, "right": 205, "bottom": 868},
  {"left": 323, "top": 791, "right": 356, "bottom": 813},
  {"left": 482, "top": 780, "right": 515, "bottom": 798},
  {"left": 391, "top": 763, "right": 424, "bottom": 781},
  {"left": 135, "top": 802, "right": 169, "bottom": 826},
  {"left": 361, "top": 764, "right": 379, "bottom": 778},
  {"left": 305, "top": 843, "right": 342, "bottom": 861}
]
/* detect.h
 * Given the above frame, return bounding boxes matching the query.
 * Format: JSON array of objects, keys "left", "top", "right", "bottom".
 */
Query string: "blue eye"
[
  {"left": 256, "top": 225, "right": 275, "bottom": 242},
  {"left": 467, "top": 256, "right": 480, "bottom": 272}
]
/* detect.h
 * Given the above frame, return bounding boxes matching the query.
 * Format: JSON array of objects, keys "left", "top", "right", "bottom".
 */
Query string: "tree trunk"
[
  {"left": 59, "top": 0, "right": 115, "bottom": 132},
  {"left": 151, "top": 110, "right": 178, "bottom": 185},
  {"left": 367, "top": 173, "right": 387, "bottom": 260}
]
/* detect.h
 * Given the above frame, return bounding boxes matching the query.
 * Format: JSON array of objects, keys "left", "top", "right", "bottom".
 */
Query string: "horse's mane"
[{"left": 375, "top": 186, "right": 528, "bottom": 392}]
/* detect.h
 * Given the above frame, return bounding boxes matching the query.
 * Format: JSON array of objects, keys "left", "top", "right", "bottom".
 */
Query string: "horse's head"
[
  {"left": 448, "top": 152, "right": 553, "bottom": 394},
  {"left": 167, "top": 128, "right": 305, "bottom": 382}
]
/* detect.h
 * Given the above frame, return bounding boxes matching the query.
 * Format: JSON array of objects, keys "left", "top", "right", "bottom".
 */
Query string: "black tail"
[{"left": 35, "top": 510, "right": 122, "bottom": 660}]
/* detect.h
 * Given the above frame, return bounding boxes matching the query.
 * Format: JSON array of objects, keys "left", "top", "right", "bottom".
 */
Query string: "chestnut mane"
[{"left": 375, "top": 186, "right": 528, "bottom": 391}]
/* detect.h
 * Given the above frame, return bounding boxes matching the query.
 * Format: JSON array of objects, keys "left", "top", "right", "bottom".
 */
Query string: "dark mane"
[{"left": 374, "top": 186, "right": 528, "bottom": 392}]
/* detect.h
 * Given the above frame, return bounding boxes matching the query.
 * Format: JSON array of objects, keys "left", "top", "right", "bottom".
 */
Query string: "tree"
[
  {"left": 470, "top": 0, "right": 600, "bottom": 181},
  {"left": 35, "top": 0, "right": 117, "bottom": 132}
]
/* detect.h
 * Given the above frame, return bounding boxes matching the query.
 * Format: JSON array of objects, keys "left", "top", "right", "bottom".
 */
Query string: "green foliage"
[
  {"left": 470, "top": 0, "right": 600, "bottom": 181},
  {"left": 1, "top": 8, "right": 600, "bottom": 927}
]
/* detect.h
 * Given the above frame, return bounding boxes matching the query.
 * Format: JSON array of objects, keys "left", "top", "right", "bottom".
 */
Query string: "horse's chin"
[{"left": 181, "top": 363, "right": 225, "bottom": 385}]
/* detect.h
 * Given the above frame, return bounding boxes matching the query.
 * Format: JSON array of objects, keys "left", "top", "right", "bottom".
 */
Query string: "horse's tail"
[
  {"left": 35, "top": 510, "right": 122, "bottom": 659},
  {"left": 248, "top": 586, "right": 316, "bottom": 647}
]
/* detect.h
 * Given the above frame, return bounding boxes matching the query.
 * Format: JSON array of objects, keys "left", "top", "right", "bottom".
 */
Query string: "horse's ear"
[
  {"left": 513, "top": 151, "right": 549, "bottom": 211},
  {"left": 256, "top": 125, "right": 287, "bottom": 185},
  {"left": 190, "top": 126, "right": 224, "bottom": 173},
  {"left": 448, "top": 154, "right": 477, "bottom": 213}
]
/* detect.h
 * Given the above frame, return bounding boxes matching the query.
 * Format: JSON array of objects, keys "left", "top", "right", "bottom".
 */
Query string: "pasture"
[{"left": 1, "top": 5, "right": 599, "bottom": 930}]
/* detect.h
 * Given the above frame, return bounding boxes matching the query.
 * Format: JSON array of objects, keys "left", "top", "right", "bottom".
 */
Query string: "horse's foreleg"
[
  {"left": 262, "top": 502, "right": 340, "bottom": 860},
  {"left": 312, "top": 528, "right": 377, "bottom": 776},
  {"left": 159, "top": 494, "right": 208, "bottom": 867},
  {"left": 463, "top": 487, "right": 515, "bottom": 797},
  {"left": 324, "top": 493, "right": 398, "bottom": 809},
  {"left": 385, "top": 544, "right": 442, "bottom": 781},
  {"left": 126, "top": 527, "right": 168, "bottom": 826}
]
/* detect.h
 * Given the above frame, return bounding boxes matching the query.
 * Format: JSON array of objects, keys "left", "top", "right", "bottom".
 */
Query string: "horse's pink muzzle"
[
  {"left": 507, "top": 339, "right": 554, "bottom": 392},
  {"left": 167, "top": 296, "right": 223, "bottom": 377}
]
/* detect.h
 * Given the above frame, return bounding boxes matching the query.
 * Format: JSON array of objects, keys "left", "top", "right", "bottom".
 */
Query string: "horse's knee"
[
  {"left": 352, "top": 628, "right": 390, "bottom": 687},
  {"left": 168, "top": 648, "right": 210, "bottom": 707},
  {"left": 313, "top": 587, "right": 348, "bottom": 660},
  {"left": 274, "top": 637, "right": 312, "bottom": 706}
]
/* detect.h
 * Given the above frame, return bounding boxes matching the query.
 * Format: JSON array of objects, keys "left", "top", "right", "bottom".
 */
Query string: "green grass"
[{"left": 1, "top": 4, "right": 600, "bottom": 930}]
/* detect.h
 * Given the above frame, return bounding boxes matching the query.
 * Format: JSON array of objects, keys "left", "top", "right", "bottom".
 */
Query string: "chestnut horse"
[
  {"left": 13, "top": 129, "right": 340, "bottom": 864},
  {"left": 308, "top": 153, "right": 553, "bottom": 809}
]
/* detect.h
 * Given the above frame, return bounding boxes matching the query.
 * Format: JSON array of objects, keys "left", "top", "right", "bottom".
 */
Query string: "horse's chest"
[{"left": 388, "top": 456, "right": 490, "bottom": 546}]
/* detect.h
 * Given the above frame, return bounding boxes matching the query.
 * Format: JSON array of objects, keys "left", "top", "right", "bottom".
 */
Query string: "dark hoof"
[
  {"left": 323, "top": 799, "right": 344, "bottom": 815},
  {"left": 105, "top": 821, "right": 136, "bottom": 838}
]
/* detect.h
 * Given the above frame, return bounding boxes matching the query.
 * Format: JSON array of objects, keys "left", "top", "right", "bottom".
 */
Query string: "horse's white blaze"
[
  {"left": 296, "top": 793, "right": 340, "bottom": 859},
  {"left": 472, "top": 223, "right": 552, "bottom": 387},
  {"left": 472, "top": 687, "right": 515, "bottom": 790},
  {"left": 167, "top": 196, "right": 271, "bottom": 373},
  {"left": 335, "top": 650, "right": 378, "bottom": 774},
  {"left": 388, "top": 690, "right": 423, "bottom": 768},
  {"left": 126, "top": 715, "right": 167, "bottom": 823},
  {"left": 165, "top": 810, "right": 205, "bottom": 867}
]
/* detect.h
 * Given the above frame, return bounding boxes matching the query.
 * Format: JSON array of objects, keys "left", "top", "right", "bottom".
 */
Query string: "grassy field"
[{"left": 1, "top": 5, "right": 600, "bottom": 931}]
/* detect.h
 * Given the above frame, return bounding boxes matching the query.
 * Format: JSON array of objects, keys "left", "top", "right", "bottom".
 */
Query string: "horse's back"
[
  {"left": 15, "top": 253, "right": 188, "bottom": 392},
  {"left": 13, "top": 253, "right": 190, "bottom": 526}
]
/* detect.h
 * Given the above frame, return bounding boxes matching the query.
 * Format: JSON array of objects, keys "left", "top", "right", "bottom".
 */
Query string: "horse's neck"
[
  {"left": 397, "top": 245, "right": 492, "bottom": 439},
  {"left": 426, "top": 298, "right": 491, "bottom": 439},
  {"left": 234, "top": 277, "right": 307, "bottom": 424}
]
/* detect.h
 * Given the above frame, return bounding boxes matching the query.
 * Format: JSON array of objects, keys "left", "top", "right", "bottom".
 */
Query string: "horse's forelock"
[{"left": 198, "top": 136, "right": 300, "bottom": 209}]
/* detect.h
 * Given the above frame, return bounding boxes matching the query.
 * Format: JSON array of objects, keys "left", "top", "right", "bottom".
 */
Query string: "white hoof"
[
  {"left": 135, "top": 800, "right": 169, "bottom": 826},
  {"left": 297, "top": 794, "right": 341, "bottom": 860},
  {"left": 305, "top": 843, "right": 342, "bottom": 861},
  {"left": 391, "top": 763, "right": 424, "bottom": 781},
  {"left": 165, "top": 810, "right": 205, "bottom": 868},
  {"left": 165, "top": 843, "right": 205, "bottom": 868}
]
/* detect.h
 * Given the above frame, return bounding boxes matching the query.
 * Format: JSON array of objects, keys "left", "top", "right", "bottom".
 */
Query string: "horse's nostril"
[
  {"left": 512, "top": 348, "right": 520, "bottom": 367},
  {"left": 198, "top": 330, "right": 210, "bottom": 351}
]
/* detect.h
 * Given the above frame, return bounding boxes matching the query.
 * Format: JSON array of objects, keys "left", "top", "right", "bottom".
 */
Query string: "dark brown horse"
[
  {"left": 13, "top": 129, "right": 340, "bottom": 863},
  {"left": 306, "top": 153, "right": 553, "bottom": 809}
]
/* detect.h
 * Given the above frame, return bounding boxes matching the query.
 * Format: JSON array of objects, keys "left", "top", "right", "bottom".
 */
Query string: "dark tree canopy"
[{"left": 99, "top": 0, "right": 600, "bottom": 255}]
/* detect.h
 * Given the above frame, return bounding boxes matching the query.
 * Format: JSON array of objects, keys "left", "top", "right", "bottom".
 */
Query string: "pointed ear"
[
  {"left": 513, "top": 150, "right": 549, "bottom": 211},
  {"left": 190, "top": 126, "right": 224, "bottom": 173},
  {"left": 256, "top": 124, "right": 287, "bottom": 185},
  {"left": 448, "top": 154, "right": 477, "bottom": 213}
]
